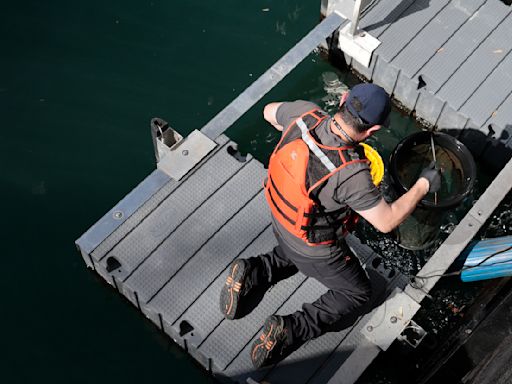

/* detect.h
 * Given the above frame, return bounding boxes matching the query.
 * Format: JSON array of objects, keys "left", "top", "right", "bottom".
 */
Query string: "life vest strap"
[
  {"left": 266, "top": 187, "right": 308, "bottom": 230},
  {"left": 269, "top": 175, "right": 346, "bottom": 219},
  {"left": 296, "top": 118, "right": 336, "bottom": 172},
  {"left": 269, "top": 176, "right": 297, "bottom": 213}
]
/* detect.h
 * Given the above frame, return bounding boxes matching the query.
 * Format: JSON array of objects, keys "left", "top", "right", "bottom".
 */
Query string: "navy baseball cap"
[{"left": 346, "top": 83, "right": 391, "bottom": 127}]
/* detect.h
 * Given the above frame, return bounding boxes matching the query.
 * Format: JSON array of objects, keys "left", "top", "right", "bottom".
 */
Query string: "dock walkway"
[
  {"left": 338, "top": 0, "right": 512, "bottom": 167},
  {"left": 77, "top": 133, "right": 409, "bottom": 383}
]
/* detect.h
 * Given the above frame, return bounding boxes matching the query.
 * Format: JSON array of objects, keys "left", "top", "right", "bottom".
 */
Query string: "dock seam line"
[
  {"left": 458, "top": 45, "right": 512, "bottom": 111},
  {"left": 369, "top": 54, "right": 378, "bottom": 81},
  {"left": 436, "top": 8, "right": 512, "bottom": 95},
  {"left": 388, "top": 0, "right": 451, "bottom": 64},
  {"left": 145, "top": 185, "right": 264, "bottom": 304},
  {"left": 412, "top": 0, "right": 489, "bottom": 80},
  {"left": 434, "top": 101, "right": 447, "bottom": 127},
  {"left": 482, "top": 86, "right": 512, "bottom": 128},
  {"left": 158, "top": 313, "right": 165, "bottom": 332},
  {"left": 121, "top": 157, "right": 254, "bottom": 284},
  {"left": 302, "top": 316, "right": 366, "bottom": 384},
  {"left": 222, "top": 276, "right": 310, "bottom": 371},
  {"left": 390, "top": 68, "right": 401, "bottom": 96},
  {"left": 374, "top": 0, "right": 417, "bottom": 38},
  {"left": 171, "top": 223, "right": 273, "bottom": 326},
  {"left": 96, "top": 139, "right": 230, "bottom": 262}
]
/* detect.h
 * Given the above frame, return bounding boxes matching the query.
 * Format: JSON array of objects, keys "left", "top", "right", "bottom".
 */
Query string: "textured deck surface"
[
  {"left": 77, "top": 135, "right": 409, "bottom": 384},
  {"left": 345, "top": 0, "right": 512, "bottom": 160}
]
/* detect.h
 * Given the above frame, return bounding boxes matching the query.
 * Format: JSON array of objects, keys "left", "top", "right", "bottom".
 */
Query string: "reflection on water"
[{"left": 320, "top": 71, "right": 348, "bottom": 114}]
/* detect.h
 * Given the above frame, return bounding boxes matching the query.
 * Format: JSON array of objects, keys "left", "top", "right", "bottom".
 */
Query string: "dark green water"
[{"left": 0, "top": 1, "right": 461, "bottom": 383}]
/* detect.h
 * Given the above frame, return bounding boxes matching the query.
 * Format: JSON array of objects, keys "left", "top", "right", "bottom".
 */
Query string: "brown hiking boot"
[
  {"left": 219, "top": 259, "right": 254, "bottom": 320},
  {"left": 251, "top": 315, "right": 293, "bottom": 368}
]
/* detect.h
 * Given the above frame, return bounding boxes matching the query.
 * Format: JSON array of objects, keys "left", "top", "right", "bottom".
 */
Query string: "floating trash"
[{"left": 320, "top": 71, "right": 348, "bottom": 113}]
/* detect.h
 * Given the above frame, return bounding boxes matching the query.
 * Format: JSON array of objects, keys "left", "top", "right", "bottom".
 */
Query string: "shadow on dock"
[
  {"left": 442, "top": 125, "right": 512, "bottom": 176},
  {"left": 364, "top": 0, "right": 431, "bottom": 33}
]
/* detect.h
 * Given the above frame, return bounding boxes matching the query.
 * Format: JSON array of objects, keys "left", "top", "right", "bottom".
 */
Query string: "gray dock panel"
[
  {"left": 437, "top": 9, "right": 512, "bottom": 111},
  {"left": 417, "top": 0, "right": 509, "bottom": 94},
  {"left": 353, "top": 0, "right": 415, "bottom": 79},
  {"left": 376, "top": 0, "right": 450, "bottom": 64},
  {"left": 88, "top": 134, "right": 230, "bottom": 262},
  {"left": 146, "top": 192, "right": 271, "bottom": 328},
  {"left": 373, "top": 0, "right": 451, "bottom": 94},
  {"left": 97, "top": 140, "right": 245, "bottom": 278},
  {"left": 461, "top": 52, "right": 512, "bottom": 127},
  {"left": 325, "top": 339, "right": 381, "bottom": 384},
  {"left": 76, "top": 169, "right": 171, "bottom": 261},
  {"left": 414, "top": 0, "right": 510, "bottom": 129},
  {"left": 174, "top": 227, "right": 277, "bottom": 340},
  {"left": 392, "top": 0, "right": 487, "bottom": 110},
  {"left": 392, "top": 0, "right": 486, "bottom": 79},
  {"left": 345, "top": 0, "right": 512, "bottom": 151},
  {"left": 125, "top": 159, "right": 265, "bottom": 304}
]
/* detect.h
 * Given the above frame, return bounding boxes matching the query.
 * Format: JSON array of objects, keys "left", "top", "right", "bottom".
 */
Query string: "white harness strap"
[{"left": 296, "top": 118, "right": 336, "bottom": 172}]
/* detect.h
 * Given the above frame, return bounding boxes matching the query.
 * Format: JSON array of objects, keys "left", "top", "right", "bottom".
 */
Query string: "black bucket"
[{"left": 389, "top": 131, "right": 476, "bottom": 250}]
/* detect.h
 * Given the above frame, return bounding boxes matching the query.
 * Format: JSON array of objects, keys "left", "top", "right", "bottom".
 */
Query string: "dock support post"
[
  {"left": 334, "top": 0, "right": 380, "bottom": 67},
  {"left": 348, "top": 0, "right": 365, "bottom": 36}
]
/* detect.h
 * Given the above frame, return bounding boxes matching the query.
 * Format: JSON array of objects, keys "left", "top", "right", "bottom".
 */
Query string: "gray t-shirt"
[{"left": 271, "top": 100, "right": 382, "bottom": 257}]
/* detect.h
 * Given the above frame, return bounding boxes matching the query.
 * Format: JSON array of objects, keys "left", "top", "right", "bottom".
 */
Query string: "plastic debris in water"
[{"left": 320, "top": 72, "right": 348, "bottom": 113}]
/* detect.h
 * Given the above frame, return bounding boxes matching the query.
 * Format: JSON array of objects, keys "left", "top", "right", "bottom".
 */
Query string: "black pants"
[{"left": 248, "top": 231, "right": 372, "bottom": 344}]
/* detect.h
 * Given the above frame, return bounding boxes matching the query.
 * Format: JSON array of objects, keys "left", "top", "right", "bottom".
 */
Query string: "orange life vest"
[{"left": 264, "top": 108, "right": 368, "bottom": 246}]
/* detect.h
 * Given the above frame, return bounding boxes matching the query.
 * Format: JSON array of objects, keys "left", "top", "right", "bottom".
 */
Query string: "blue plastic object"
[{"left": 461, "top": 235, "right": 512, "bottom": 282}]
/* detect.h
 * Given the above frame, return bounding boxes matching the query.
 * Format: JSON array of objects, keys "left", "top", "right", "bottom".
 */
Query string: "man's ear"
[{"left": 365, "top": 124, "right": 382, "bottom": 138}]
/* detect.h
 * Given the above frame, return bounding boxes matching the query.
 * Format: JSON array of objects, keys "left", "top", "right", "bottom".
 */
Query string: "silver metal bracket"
[
  {"left": 324, "top": 0, "right": 380, "bottom": 67},
  {"left": 338, "top": 22, "right": 380, "bottom": 67},
  {"left": 361, "top": 287, "right": 421, "bottom": 351},
  {"left": 157, "top": 129, "right": 217, "bottom": 181}
]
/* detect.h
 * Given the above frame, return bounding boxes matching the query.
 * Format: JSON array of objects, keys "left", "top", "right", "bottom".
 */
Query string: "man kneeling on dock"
[{"left": 219, "top": 83, "right": 441, "bottom": 368}]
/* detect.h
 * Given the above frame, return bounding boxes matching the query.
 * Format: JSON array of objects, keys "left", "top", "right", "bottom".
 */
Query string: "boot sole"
[
  {"left": 251, "top": 315, "right": 286, "bottom": 368},
  {"left": 220, "top": 259, "right": 249, "bottom": 320}
]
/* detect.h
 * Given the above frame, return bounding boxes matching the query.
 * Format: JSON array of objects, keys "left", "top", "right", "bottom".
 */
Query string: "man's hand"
[
  {"left": 419, "top": 161, "right": 441, "bottom": 193},
  {"left": 358, "top": 163, "right": 441, "bottom": 233}
]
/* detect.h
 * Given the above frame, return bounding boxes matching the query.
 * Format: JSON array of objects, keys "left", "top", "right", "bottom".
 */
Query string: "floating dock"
[
  {"left": 77, "top": 3, "right": 512, "bottom": 383},
  {"left": 77, "top": 133, "right": 409, "bottom": 383},
  {"left": 325, "top": 0, "right": 512, "bottom": 170}
]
